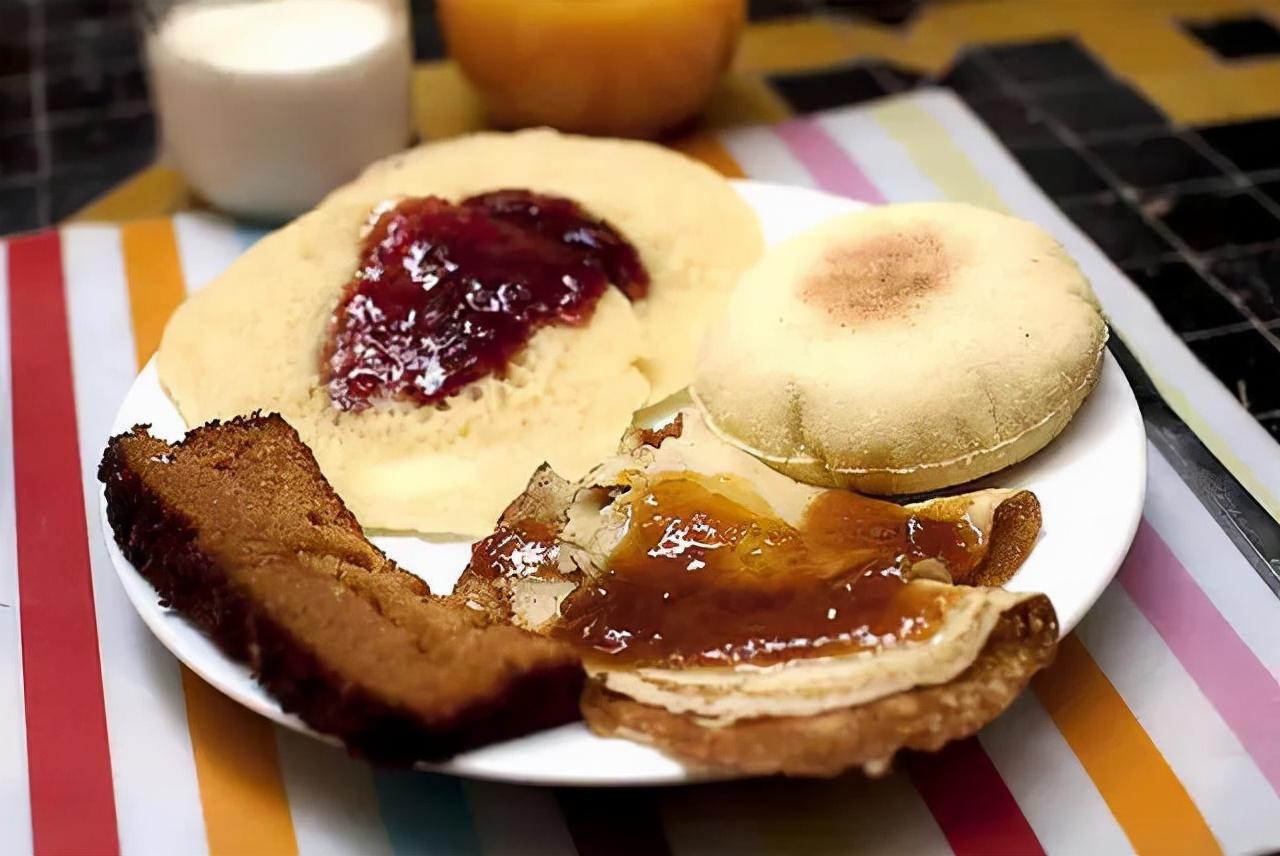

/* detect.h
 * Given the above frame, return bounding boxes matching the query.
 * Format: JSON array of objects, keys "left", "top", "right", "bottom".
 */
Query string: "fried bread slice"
[
  {"left": 455, "top": 409, "right": 1058, "bottom": 777},
  {"left": 100, "top": 414, "right": 583, "bottom": 763}
]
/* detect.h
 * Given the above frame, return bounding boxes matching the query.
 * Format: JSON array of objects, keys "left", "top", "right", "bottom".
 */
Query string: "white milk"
[{"left": 148, "top": 0, "right": 412, "bottom": 221}]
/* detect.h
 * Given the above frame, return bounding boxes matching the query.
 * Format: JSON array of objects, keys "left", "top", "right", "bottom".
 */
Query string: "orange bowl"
[{"left": 438, "top": 0, "right": 746, "bottom": 138}]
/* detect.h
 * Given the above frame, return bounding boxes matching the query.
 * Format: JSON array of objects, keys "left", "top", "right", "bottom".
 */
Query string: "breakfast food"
[
  {"left": 159, "top": 129, "right": 762, "bottom": 535},
  {"left": 455, "top": 409, "right": 1058, "bottom": 777},
  {"left": 99, "top": 414, "right": 583, "bottom": 762},
  {"left": 692, "top": 202, "right": 1107, "bottom": 494}
]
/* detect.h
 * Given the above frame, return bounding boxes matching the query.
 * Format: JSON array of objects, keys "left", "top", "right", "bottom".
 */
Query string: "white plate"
[{"left": 100, "top": 180, "right": 1147, "bottom": 786}]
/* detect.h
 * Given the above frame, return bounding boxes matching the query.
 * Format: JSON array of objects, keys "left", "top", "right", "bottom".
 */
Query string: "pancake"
[
  {"left": 691, "top": 202, "right": 1107, "bottom": 494},
  {"left": 159, "top": 130, "right": 762, "bottom": 535},
  {"left": 454, "top": 409, "right": 1057, "bottom": 777}
]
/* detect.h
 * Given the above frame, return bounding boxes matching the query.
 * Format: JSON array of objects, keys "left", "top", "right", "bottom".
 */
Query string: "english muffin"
[
  {"left": 159, "top": 130, "right": 762, "bottom": 535},
  {"left": 691, "top": 202, "right": 1107, "bottom": 494}
]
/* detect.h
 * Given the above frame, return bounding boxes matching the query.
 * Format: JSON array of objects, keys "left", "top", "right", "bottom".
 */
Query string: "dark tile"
[
  {"left": 1087, "top": 134, "right": 1226, "bottom": 189},
  {"left": 1152, "top": 189, "right": 1280, "bottom": 253},
  {"left": 1033, "top": 81, "right": 1167, "bottom": 138},
  {"left": 1011, "top": 144, "right": 1109, "bottom": 199},
  {"left": 747, "top": 0, "right": 812, "bottom": 20},
  {"left": 770, "top": 65, "right": 889, "bottom": 113},
  {"left": 1124, "top": 260, "right": 1247, "bottom": 334},
  {"left": 1183, "top": 15, "right": 1280, "bottom": 60},
  {"left": 43, "top": 18, "right": 140, "bottom": 69},
  {"left": 965, "top": 93, "right": 1058, "bottom": 146},
  {"left": 44, "top": 64, "right": 148, "bottom": 114},
  {"left": 938, "top": 49, "right": 1007, "bottom": 100},
  {"left": 1060, "top": 194, "right": 1173, "bottom": 263},
  {"left": 869, "top": 61, "right": 921, "bottom": 93},
  {"left": 0, "top": 182, "right": 39, "bottom": 235},
  {"left": 0, "top": 41, "right": 30, "bottom": 77},
  {"left": 0, "top": 130, "right": 38, "bottom": 177},
  {"left": 409, "top": 0, "right": 445, "bottom": 60},
  {"left": 0, "top": 76, "right": 32, "bottom": 128},
  {"left": 0, "top": 2, "right": 29, "bottom": 42},
  {"left": 1260, "top": 414, "right": 1280, "bottom": 441},
  {"left": 48, "top": 156, "right": 148, "bottom": 220},
  {"left": 1211, "top": 248, "right": 1280, "bottom": 322},
  {"left": 822, "top": 0, "right": 922, "bottom": 25},
  {"left": 1187, "top": 330, "right": 1280, "bottom": 412},
  {"left": 1258, "top": 179, "right": 1280, "bottom": 207},
  {"left": 983, "top": 38, "right": 1110, "bottom": 88},
  {"left": 1196, "top": 117, "right": 1280, "bottom": 173},
  {"left": 49, "top": 112, "right": 155, "bottom": 167}
]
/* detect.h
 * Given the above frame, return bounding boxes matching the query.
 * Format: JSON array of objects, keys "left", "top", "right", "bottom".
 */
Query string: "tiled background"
[{"left": 1, "top": 0, "right": 1278, "bottom": 442}]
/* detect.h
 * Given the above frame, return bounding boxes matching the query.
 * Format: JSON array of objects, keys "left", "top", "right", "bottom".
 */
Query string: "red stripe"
[
  {"left": 905, "top": 739, "right": 1043, "bottom": 856},
  {"left": 9, "top": 232, "right": 120, "bottom": 856},
  {"left": 775, "top": 117, "right": 887, "bottom": 203}
]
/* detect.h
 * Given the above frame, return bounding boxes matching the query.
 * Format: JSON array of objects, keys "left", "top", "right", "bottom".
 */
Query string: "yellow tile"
[
  {"left": 412, "top": 61, "right": 489, "bottom": 140},
  {"left": 1134, "top": 64, "right": 1280, "bottom": 124},
  {"left": 734, "top": 19, "right": 856, "bottom": 73},
  {"left": 698, "top": 71, "right": 791, "bottom": 129},
  {"left": 1076, "top": 10, "right": 1214, "bottom": 78}
]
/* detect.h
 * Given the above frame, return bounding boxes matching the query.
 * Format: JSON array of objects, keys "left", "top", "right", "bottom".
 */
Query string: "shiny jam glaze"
[
  {"left": 325, "top": 190, "right": 648, "bottom": 410},
  {"left": 550, "top": 477, "right": 986, "bottom": 668}
]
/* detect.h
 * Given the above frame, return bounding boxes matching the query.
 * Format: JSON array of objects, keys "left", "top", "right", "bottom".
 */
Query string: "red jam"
[{"left": 325, "top": 190, "right": 649, "bottom": 410}]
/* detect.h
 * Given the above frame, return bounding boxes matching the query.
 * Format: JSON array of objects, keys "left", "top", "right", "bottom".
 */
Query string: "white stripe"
[
  {"left": 1144, "top": 443, "right": 1280, "bottom": 678},
  {"left": 912, "top": 88, "right": 1280, "bottom": 519},
  {"left": 172, "top": 213, "right": 245, "bottom": 294},
  {"left": 981, "top": 694, "right": 1133, "bottom": 855},
  {"left": 0, "top": 241, "right": 34, "bottom": 856},
  {"left": 275, "top": 730, "right": 393, "bottom": 856},
  {"left": 1077, "top": 586, "right": 1280, "bottom": 854},
  {"left": 464, "top": 781, "right": 576, "bottom": 856},
  {"left": 61, "top": 225, "right": 209, "bottom": 856},
  {"left": 817, "top": 107, "right": 943, "bottom": 202},
  {"left": 720, "top": 125, "right": 816, "bottom": 187}
]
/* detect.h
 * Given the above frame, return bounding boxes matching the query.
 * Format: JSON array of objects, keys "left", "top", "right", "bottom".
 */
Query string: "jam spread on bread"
[
  {"left": 470, "top": 474, "right": 993, "bottom": 668},
  {"left": 326, "top": 190, "right": 648, "bottom": 410}
]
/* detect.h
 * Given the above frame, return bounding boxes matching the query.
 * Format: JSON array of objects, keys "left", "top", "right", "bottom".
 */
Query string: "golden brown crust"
[
  {"left": 580, "top": 594, "right": 1057, "bottom": 777},
  {"left": 99, "top": 414, "right": 584, "bottom": 763}
]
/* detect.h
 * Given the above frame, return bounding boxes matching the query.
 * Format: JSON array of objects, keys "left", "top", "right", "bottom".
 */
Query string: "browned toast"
[{"left": 99, "top": 414, "right": 584, "bottom": 763}]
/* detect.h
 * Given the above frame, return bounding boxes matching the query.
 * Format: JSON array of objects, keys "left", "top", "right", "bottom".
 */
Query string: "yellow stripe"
[
  {"left": 1034, "top": 636, "right": 1221, "bottom": 855},
  {"left": 120, "top": 218, "right": 300, "bottom": 856}
]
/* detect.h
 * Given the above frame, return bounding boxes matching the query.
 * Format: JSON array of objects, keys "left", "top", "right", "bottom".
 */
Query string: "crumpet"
[{"left": 691, "top": 202, "right": 1107, "bottom": 494}]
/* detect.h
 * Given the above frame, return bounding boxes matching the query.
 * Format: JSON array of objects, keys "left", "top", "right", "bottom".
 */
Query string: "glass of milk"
[{"left": 142, "top": 0, "right": 413, "bottom": 222}]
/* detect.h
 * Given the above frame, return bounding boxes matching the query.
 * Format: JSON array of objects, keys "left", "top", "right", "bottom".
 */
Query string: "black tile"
[
  {"left": 1124, "top": 260, "right": 1247, "bottom": 334},
  {"left": 1187, "top": 330, "right": 1280, "bottom": 412},
  {"left": 0, "top": 41, "right": 30, "bottom": 77},
  {"left": 938, "top": 49, "right": 1007, "bottom": 100},
  {"left": 0, "top": 130, "right": 38, "bottom": 177},
  {"left": 0, "top": 182, "right": 39, "bottom": 235},
  {"left": 1153, "top": 189, "right": 1280, "bottom": 253},
  {"left": 1211, "top": 248, "right": 1280, "bottom": 322},
  {"left": 1196, "top": 117, "right": 1280, "bottom": 173},
  {"left": 747, "top": 0, "right": 812, "bottom": 20},
  {"left": 1260, "top": 414, "right": 1280, "bottom": 441},
  {"left": 869, "top": 61, "right": 921, "bottom": 93},
  {"left": 1087, "top": 134, "right": 1226, "bottom": 189},
  {"left": 409, "top": 0, "right": 445, "bottom": 60},
  {"left": 0, "top": 76, "right": 32, "bottom": 128},
  {"left": 770, "top": 65, "right": 889, "bottom": 113},
  {"left": 49, "top": 112, "right": 155, "bottom": 167},
  {"left": 48, "top": 155, "right": 148, "bottom": 220},
  {"left": 965, "top": 93, "right": 1058, "bottom": 146},
  {"left": 44, "top": 64, "right": 148, "bottom": 114},
  {"left": 821, "top": 0, "right": 922, "bottom": 25},
  {"left": 1033, "top": 81, "right": 1167, "bottom": 138},
  {"left": 43, "top": 18, "right": 140, "bottom": 69},
  {"left": 1183, "top": 15, "right": 1280, "bottom": 60},
  {"left": 1011, "top": 144, "right": 1108, "bottom": 199},
  {"left": 983, "top": 38, "right": 1110, "bottom": 88},
  {"left": 1258, "top": 178, "right": 1280, "bottom": 207},
  {"left": 0, "top": 2, "right": 29, "bottom": 42},
  {"left": 1060, "top": 194, "right": 1173, "bottom": 263}
]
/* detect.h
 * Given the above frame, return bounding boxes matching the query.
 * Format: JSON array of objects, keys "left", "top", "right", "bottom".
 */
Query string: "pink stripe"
[
  {"left": 1119, "top": 520, "right": 1280, "bottom": 795},
  {"left": 775, "top": 118, "right": 886, "bottom": 203}
]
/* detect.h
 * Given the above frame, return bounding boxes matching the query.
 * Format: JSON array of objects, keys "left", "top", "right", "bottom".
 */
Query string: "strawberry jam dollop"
[{"left": 325, "top": 190, "right": 648, "bottom": 411}]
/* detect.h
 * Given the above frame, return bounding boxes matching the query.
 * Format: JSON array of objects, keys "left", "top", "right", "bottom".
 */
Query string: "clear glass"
[{"left": 140, "top": 0, "right": 413, "bottom": 222}]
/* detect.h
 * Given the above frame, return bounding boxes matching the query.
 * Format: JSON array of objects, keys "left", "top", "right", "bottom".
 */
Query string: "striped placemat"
[{"left": 2, "top": 89, "right": 1277, "bottom": 856}]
